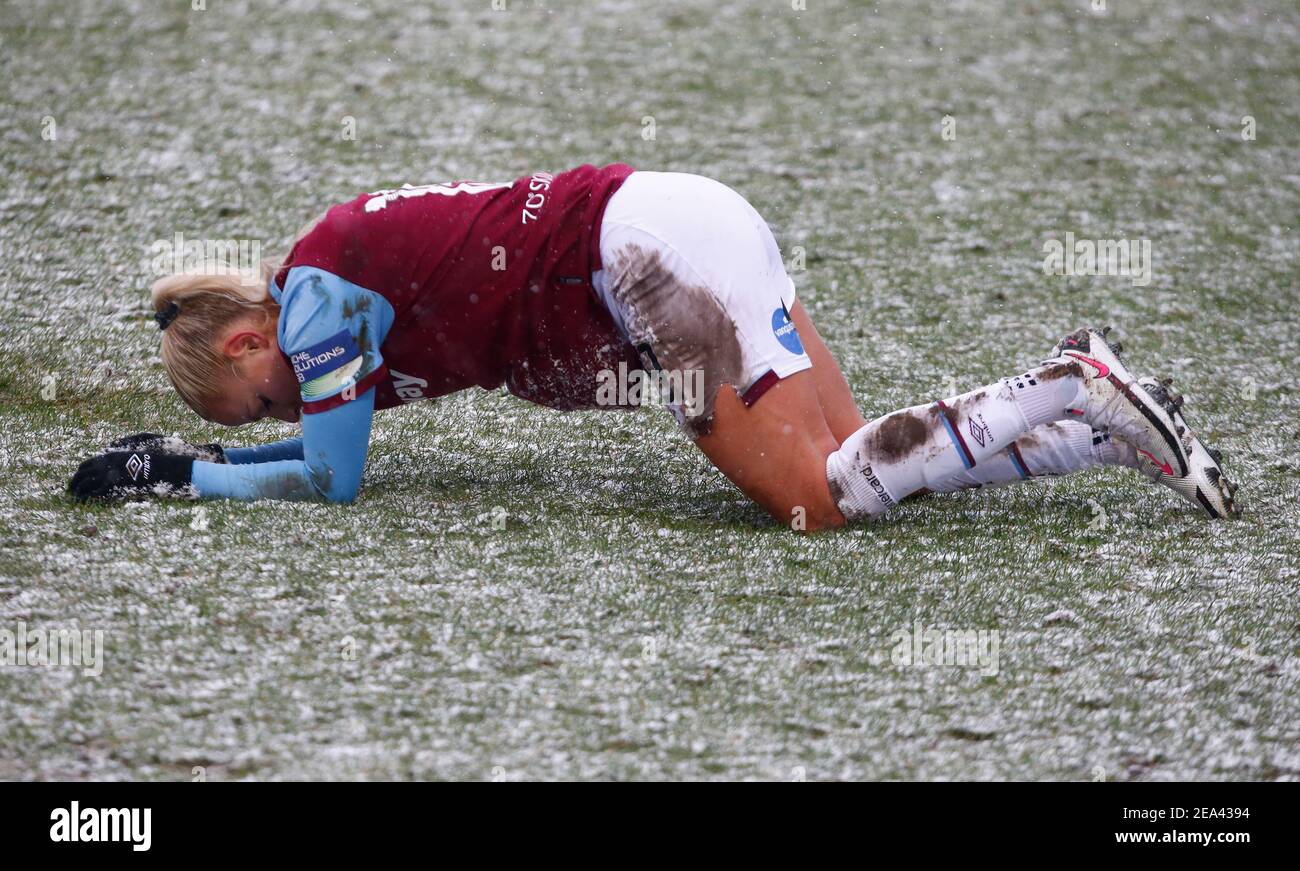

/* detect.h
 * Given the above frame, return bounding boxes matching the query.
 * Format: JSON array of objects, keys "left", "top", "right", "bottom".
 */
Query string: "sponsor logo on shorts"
[{"left": 771, "top": 304, "right": 804, "bottom": 355}]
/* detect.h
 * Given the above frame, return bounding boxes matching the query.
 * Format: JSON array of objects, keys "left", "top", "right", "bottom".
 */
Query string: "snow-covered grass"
[{"left": 0, "top": 0, "right": 1296, "bottom": 780}]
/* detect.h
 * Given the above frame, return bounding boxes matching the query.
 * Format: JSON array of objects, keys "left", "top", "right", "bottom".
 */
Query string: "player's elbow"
[
  {"left": 319, "top": 478, "right": 363, "bottom": 504},
  {"left": 329, "top": 483, "right": 361, "bottom": 504},
  {"left": 307, "top": 462, "right": 363, "bottom": 504}
]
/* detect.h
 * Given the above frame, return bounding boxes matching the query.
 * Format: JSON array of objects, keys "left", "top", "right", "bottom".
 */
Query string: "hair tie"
[{"left": 155, "top": 301, "right": 180, "bottom": 330}]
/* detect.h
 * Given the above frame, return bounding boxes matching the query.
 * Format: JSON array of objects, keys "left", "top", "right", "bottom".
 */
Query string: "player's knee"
[
  {"left": 771, "top": 503, "right": 844, "bottom": 533},
  {"left": 308, "top": 461, "right": 362, "bottom": 503},
  {"left": 795, "top": 505, "right": 846, "bottom": 533},
  {"left": 770, "top": 479, "right": 846, "bottom": 533}
]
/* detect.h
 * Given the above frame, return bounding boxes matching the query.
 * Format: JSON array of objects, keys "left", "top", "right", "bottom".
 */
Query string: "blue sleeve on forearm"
[
  {"left": 223, "top": 438, "right": 304, "bottom": 465},
  {"left": 191, "top": 389, "right": 375, "bottom": 502}
]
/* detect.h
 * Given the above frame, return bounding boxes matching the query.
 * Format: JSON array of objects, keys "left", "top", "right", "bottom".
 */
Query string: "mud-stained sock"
[
  {"left": 1024, "top": 420, "right": 1099, "bottom": 475},
  {"left": 926, "top": 420, "right": 1104, "bottom": 493},
  {"left": 826, "top": 378, "right": 1048, "bottom": 521}
]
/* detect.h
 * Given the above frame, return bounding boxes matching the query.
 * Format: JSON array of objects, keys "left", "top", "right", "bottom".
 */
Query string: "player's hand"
[
  {"left": 68, "top": 451, "right": 196, "bottom": 501},
  {"left": 105, "top": 433, "right": 227, "bottom": 463}
]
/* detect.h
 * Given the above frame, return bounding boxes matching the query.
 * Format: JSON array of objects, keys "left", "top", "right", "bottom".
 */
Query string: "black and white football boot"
[
  {"left": 1120, "top": 376, "right": 1241, "bottom": 518},
  {"left": 1042, "top": 326, "right": 1192, "bottom": 481}
]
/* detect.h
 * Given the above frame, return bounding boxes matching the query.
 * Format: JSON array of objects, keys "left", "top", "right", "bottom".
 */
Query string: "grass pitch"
[{"left": 0, "top": 0, "right": 1297, "bottom": 780}]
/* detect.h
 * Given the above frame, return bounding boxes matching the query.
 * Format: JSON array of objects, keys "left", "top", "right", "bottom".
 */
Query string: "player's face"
[{"left": 203, "top": 316, "right": 302, "bottom": 426}]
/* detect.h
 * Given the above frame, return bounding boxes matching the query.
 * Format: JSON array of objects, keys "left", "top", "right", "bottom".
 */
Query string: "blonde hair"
[
  {"left": 152, "top": 270, "right": 281, "bottom": 415},
  {"left": 151, "top": 208, "right": 332, "bottom": 415}
]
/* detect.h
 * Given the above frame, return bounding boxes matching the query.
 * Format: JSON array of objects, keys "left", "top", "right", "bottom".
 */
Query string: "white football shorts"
[{"left": 591, "top": 170, "right": 813, "bottom": 437}]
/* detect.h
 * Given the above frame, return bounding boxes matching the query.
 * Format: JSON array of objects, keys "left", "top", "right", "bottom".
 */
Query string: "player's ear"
[{"left": 221, "top": 326, "right": 269, "bottom": 360}]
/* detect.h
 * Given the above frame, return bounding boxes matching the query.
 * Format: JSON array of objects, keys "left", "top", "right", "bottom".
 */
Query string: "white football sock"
[
  {"left": 1003, "top": 362, "right": 1088, "bottom": 427},
  {"left": 825, "top": 363, "right": 1083, "bottom": 521},
  {"left": 923, "top": 421, "right": 1112, "bottom": 493}
]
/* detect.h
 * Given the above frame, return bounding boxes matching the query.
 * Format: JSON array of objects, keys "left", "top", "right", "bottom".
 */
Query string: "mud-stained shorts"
[{"left": 591, "top": 171, "right": 813, "bottom": 438}]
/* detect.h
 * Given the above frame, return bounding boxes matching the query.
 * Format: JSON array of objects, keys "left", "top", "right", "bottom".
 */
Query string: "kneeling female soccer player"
[{"left": 69, "top": 165, "right": 1240, "bottom": 528}]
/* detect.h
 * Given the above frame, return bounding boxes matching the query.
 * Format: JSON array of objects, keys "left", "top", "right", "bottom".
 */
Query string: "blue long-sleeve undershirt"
[
  {"left": 186, "top": 266, "right": 391, "bottom": 504},
  {"left": 191, "top": 386, "right": 376, "bottom": 502}
]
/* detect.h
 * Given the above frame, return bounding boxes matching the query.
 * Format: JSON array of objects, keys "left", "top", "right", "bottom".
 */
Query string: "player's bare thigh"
[
  {"left": 788, "top": 301, "right": 867, "bottom": 445},
  {"left": 694, "top": 368, "right": 846, "bottom": 532},
  {"left": 693, "top": 304, "right": 861, "bottom": 532}
]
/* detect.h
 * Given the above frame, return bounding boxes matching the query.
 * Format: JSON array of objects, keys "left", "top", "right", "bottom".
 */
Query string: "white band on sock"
[
  {"left": 1064, "top": 421, "right": 1097, "bottom": 466},
  {"left": 1003, "top": 365, "right": 1083, "bottom": 429},
  {"left": 825, "top": 444, "right": 899, "bottom": 522}
]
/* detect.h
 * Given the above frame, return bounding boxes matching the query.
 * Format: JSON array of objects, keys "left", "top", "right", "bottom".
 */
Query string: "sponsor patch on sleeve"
[{"left": 291, "top": 329, "right": 364, "bottom": 399}]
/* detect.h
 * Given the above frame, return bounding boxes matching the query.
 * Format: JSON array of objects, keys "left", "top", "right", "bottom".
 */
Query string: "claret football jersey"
[{"left": 271, "top": 163, "right": 642, "bottom": 415}]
